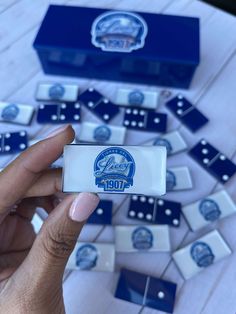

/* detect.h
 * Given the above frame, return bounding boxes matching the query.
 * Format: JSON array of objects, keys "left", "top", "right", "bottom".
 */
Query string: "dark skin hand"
[{"left": 0, "top": 125, "right": 99, "bottom": 313}]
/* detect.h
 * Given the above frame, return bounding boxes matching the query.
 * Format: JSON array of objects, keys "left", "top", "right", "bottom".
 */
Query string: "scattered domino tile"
[
  {"left": 87, "top": 199, "right": 113, "bottom": 225},
  {"left": 189, "top": 139, "right": 236, "bottom": 184},
  {"left": 31, "top": 213, "right": 43, "bottom": 234},
  {"left": 66, "top": 242, "right": 115, "bottom": 272},
  {"left": 172, "top": 230, "right": 231, "bottom": 280},
  {"left": 79, "top": 122, "right": 126, "bottom": 145},
  {"left": 115, "top": 88, "right": 160, "bottom": 109},
  {"left": 182, "top": 190, "right": 236, "bottom": 231},
  {"left": 148, "top": 130, "right": 187, "bottom": 155},
  {"left": 166, "top": 167, "right": 193, "bottom": 191},
  {"left": 63, "top": 145, "right": 166, "bottom": 196},
  {"left": 127, "top": 195, "right": 181, "bottom": 227},
  {"left": 0, "top": 102, "right": 34, "bottom": 125},
  {"left": 79, "top": 88, "right": 120, "bottom": 122},
  {"left": 166, "top": 94, "right": 208, "bottom": 132},
  {"left": 115, "top": 268, "right": 177, "bottom": 313},
  {"left": 35, "top": 82, "right": 79, "bottom": 102},
  {"left": 0, "top": 131, "right": 28, "bottom": 155},
  {"left": 37, "top": 102, "right": 81, "bottom": 124},
  {"left": 123, "top": 107, "right": 167, "bottom": 133},
  {"left": 115, "top": 225, "right": 170, "bottom": 252}
]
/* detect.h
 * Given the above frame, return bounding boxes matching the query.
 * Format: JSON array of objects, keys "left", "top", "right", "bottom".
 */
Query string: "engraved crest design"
[
  {"left": 48, "top": 83, "right": 65, "bottom": 100},
  {"left": 128, "top": 90, "right": 145, "bottom": 106},
  {"left": 199, "top": 198, "right": 221, "bottom": 222},
  {"left": 94, "top": 147, "right": 135, "bottom": 192},
  {"left": 91, "top": 11, "right": 148, "bottom": 52},
  {"left": 166, "top": 170, "right": 176, "bottom": 191},
  {"left": 132, "top": 226, "right": 153, "bottom": 250},
  {"left": 153, "top": 138, "right": 173, "bottom": 155},
  {"left": 1, "top": 104, "right": 20, "bottom": 121},
  {"left": 75, "top": 244, "right": 98, "bottom": 270},
  {"left": 190, "top": 241, "right": 215, "bottom": 268},
  {"left": 93, "top": 125, "right": 111, "bottom": 143}
]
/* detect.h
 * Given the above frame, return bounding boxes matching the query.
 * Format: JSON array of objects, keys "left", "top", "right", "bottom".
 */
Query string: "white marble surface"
[{"left": 0, "top": 0, "right": 236, "bottom": 313}]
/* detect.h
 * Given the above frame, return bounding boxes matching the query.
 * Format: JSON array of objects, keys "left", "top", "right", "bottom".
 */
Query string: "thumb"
[{"left": 19, "top": 193, "right": 99, "bottom": 287}]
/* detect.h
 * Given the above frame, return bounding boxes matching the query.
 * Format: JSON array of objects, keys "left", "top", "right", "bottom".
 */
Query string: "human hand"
[{"left": 0, "top": 125, "right": 99, "bottom": 314}]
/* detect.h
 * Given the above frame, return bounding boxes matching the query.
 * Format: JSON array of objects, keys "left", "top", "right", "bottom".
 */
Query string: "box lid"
[{"left": 34, "top": 5, "right": 200, "bottom": 65}]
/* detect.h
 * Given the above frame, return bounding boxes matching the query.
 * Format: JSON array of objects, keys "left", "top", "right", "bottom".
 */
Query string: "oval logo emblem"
[
  {"left": 128, "top": 90, "right": 145, "bottom": 106},
  {"left": 94, "top": 147, "right": 135, "bottom": 192},
  {"left": 166, "top": 170, "right": 176, "bottom": 191},
  {"left": 75, "top": 244, "right": 98, "bottom": 270},
  {"left": 132, "top": 226, "right": 153, "bottom": 250},
  {"left": 48, "top": 83, "right": 65, "bottom": 100},
  {"left": 93, "top": 125, "right": 111, "bottom": 143},
  {"left": 91, "top": 11, "right": 148, "bottom": 53},
  {"left": 199, "top": 198, "right": 221, "bottom": 222},
  {"left": 190, "top": 241, "right": 215, "bottom": 268},
  {"left": 153, "top": 138, "right": 172, "bottom": 155},
  {"left": 2, "top": 104, "right": 20, "bottom": 121}
]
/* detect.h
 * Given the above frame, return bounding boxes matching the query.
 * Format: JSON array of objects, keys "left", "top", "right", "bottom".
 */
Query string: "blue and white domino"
[
  {"left": 37, "top": 103, "right": 81, "bottom": 124},
  {"left": 116, "top": 88, "right": 160, "bottom": 109},
  {"left": 79, "top": 122, "right": 126, "bottom": 145},
  {"left": 166, "top": 167, "right": 193, "bottom": 191},
  {"left": 182, "top": 190, "right": 236, "bottom": 231},
  {"left": 63, "top": 145, "right": 166, "bottom": 196},
  {"left": 66, "top": 242, "right": 115, "bottom": 272},
  {"left": 0, "top": 131, "right": 28, "bottom": 155},
  {"left": 146, "top": 130, "right": 187, "bottom": 156},
  {"left": 0, "top": 102, "right": 34, "bottom": 125},
  {"left": 35, "top": 82, "right": 79, "bottom": 102},
  {"left": 87, "top": 199, "right": 113, "bottom": 225},
  {"left": 115, "top": 268, "right": 177, "bottom": 313},
  {"left": 115, "top": 225, "right": 170, "bottom": 252},
  {"left": 172, "top": 230, "right": 231, "bottom": 280},
  {"left": 123, "top": 107, "right": 167, "bottom": 133}
]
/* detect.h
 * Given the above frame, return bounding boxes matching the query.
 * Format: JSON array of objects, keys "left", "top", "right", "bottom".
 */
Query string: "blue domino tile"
[
  {"left": 115, "top": 268, "right": 177, "bottom": 313},
  {"left": 145, "top": 276, "right": 177, "bottom": 313},
  {"left": 115, "top": 268, "right": 149, "bottom": 307},
  {"left": 79, "top": 88, "right": 120, "bottom": 123},
  {"left": 87, "top": 200, "right": 113, "bottom": 225},
  {"left": 127, "top": 195, "right": 181, "bottom": 227},
  {"left": 0, "top": 131, "right": 28, "bottom": 155},
  {"left": 37, "top": 103, "right": 80, "bottom": 124},
  {"left": 123, "top": 107, "right": 167, "bottom": 133},
  {"left": 166, "top": 94, "right": 208, "bottom": 132},
  {"left": 189, "top": 139, "right": 236, "bottom": 184}
]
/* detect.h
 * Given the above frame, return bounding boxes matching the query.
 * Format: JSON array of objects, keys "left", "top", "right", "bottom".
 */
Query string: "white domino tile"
[
  {"left": 66, "top": 242, "right": 115, "bottom": 272},
  {"left": 63, "top": 145, "right": 166, "bottom": 196},
  {"left": 172, "top": 230, "right": 231, "bottom": 280},
  {"left": 0, "top": 102, "right": 34, "bottom": 125},
  {"left": 115, "top": 225, "right": 170, "bottom": 252},
  {"left": 115, "top": 88, "right": 160, "bottom": 109},
  {"left": 79, "top": 122, "right": 126, "bottom": 145},
  {"left": 166, "top": 166, "right": 193, "bottom": 191},
  {"left": 182, "top": 190, "right": 236, "bottom": 231},
  {"left": 146, "top": 130, "right": 187, "bottom": 156},
  {"left": 35, "top": 82, "right": 79, "bottom": 102}
]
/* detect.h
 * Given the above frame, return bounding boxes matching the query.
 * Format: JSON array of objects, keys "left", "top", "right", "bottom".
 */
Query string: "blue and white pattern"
[
  {"left": 128, "top": 90, "right": 145, "bottom": 106},
  {"left": 48, "top": 83, "right": 65, "bottom": 100},
  {"left": 199, "top": 199, "right": 221, "bottom": 222},
  {"left": 190, "top": 242, "right": 215, "bottom": 268},
  {"left": 75, "top": 244, "right": 98, "bottom": 270},
  {"left": 93, "top": 125, "right": 112, "bottom": 142},
  {"left": 1, "top": 104, "right": 20, "bottom": 121},
  {"left": 0, "top": 102, "right": 34, "bottom": 125},
  {"left": 94, "top": 147, "right": 135, "bottom": 192},
  {"left": 131, "top": 226, "right": 153, "bottom": 250},
  {"left": 91, "top": 11, "right": 148, "bottom": 52}
]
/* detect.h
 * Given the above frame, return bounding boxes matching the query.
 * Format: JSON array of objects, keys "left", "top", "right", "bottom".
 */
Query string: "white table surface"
[{"left": 0, "top": 0, "right": 236, "bottom": 313}]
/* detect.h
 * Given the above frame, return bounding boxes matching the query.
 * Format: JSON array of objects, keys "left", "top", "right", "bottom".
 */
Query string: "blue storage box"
[{"left": 33, "top": 5, "right": 200, "bottom": 89}]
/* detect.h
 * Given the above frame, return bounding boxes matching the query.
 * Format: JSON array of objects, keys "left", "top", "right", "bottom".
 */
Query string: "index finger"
[{"left": 0, "top": 125, "right": 74, "bottom": 221}]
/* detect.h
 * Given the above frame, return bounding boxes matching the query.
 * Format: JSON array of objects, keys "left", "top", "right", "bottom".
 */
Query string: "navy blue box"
[{"left": 33, "top": 5, "right": 200, "bottom": 89}]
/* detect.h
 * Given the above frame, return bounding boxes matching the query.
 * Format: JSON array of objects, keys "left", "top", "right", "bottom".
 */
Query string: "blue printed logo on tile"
[
  {"left": 94, "top": 147, "right": 135, "bottom": 192},
  {"left": 199, "top": 198, "right": 221, "bottom": 222},
  {"left": 128, "top": 90, "right": 145, "bottom": 106},
  {"left": 2, "top": 104, "right": 20, "bottom": 121},
  {"left": 91, "top": 11, "right": 148, "bottom": 53},
  {"left": 48, "top": 83, "right": 65, "bottom": 100},
  {"left": 153, "top": 138, "right": 172, "bottom": 155},
  {"left": 132, "top": 227, "right": 153, "bottom": 250},
  {"left": 190, "top": 241, "right": 215, "bottom": 268},
  {"left": 166, "top": 170, "right": 176, "bottom": 191},
  {"left": 75, "top": 244, "right": 98, "bottom": 270},
  {"left": 93, "top": 125, "right": 111, "bottom": 143}
]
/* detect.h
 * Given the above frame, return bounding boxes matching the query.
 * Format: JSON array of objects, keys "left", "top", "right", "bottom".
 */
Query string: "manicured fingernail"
[
  {"left": 46, "top": 125, "right": 69, "bottom": 139},
  {"left": 69, "top": 193, "right": 100, "bottom": 222}
]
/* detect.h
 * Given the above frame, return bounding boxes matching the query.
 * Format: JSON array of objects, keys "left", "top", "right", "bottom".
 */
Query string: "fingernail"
[
  {"left": 69, "top": 193, "right": 100, "bottom": 222},
  {"left": 46, "top": 125, "right": 69, "bottom": 139}
]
